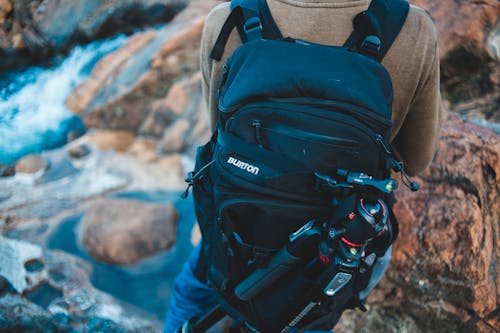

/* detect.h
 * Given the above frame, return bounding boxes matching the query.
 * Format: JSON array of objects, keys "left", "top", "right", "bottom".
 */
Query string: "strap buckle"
[
  {"left": 243, "top": 17, "right": 263, "bottom": 40},
  {"left": 360, "top": 35, "right": 381, "bottom": 59}
]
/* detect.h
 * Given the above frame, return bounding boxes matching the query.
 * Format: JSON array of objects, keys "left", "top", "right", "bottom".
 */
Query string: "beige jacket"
[{"left": 200, "top": 0, "right": 443, "bottom": 176}]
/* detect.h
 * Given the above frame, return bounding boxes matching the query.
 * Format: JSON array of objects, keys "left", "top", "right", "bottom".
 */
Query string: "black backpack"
[{"left": 182, "top": 0, "right": 416, "bottom": 331}]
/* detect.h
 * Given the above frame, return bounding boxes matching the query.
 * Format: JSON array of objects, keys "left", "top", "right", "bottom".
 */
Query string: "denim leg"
[
  {"left": 163, "top": 245, "right": 217, "bottom": 333},
  {"left": 358, "top": 245, "right": 392, "bottom": 301}
]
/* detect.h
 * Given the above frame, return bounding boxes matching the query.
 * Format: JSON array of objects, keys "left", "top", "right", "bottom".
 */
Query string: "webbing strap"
[
  {"left": 344, "top": 0, "right": 409, "bottom": 61},
  {"left": 210, "top": 0, "right": 283, "bottom": 61}
]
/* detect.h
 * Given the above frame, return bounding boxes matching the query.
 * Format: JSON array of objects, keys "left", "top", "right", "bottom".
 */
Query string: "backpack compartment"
[{"left": 224, "top": 101, "right": 390, "bottom": 177}]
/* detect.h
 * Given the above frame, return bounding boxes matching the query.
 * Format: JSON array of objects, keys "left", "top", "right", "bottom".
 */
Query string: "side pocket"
[
  {"left": 191, "top": 140, "right": 216, "bottom": 238},
  {"left": 190, "top": 140, "right": 216, "bottom": 282}
]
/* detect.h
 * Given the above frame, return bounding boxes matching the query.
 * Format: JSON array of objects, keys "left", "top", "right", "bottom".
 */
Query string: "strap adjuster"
[
  {"left": 360, "top": 35, "right": 381, "bottom": 59},
  {"left": 243, "top": 17, "right": 263, "bottom": 40}
]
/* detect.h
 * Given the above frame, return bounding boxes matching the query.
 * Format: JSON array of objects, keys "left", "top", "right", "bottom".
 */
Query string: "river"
[{"left": 0, "top": 34, "right": 128, "bottom": 165}]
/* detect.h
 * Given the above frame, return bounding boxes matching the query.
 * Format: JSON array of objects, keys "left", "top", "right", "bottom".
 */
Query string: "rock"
[
  {"left": 411, "top": 0, "right": 500, "bottom": 79},
  {"left": 67, "top": 144, "right": 92, "bottom": 159},
  {"left": 336, "top": 113, "right": 500, "bottom": 333},
  {"left": 150, "top": 72, "right": 211, "bottom": 155},
  {"left": 86, "top": 130, "right": 136, "bottom": 152},
  {"left": 0, "top": 163, "right": 15, "bottom": 177},
  {"left": 15, "top": 154, "right": 49, "bottom": 174},
  {"left": 65, "top": 0, "right": 220, "bottom": 135},
  {"left": 0, "top": 237, "right": 161, "bottom": 332},
  {"left": 0, "top": 237, "right": 44, "bottom": 293},
  {"left": 126, "top": 138, "right": 158, "bottom": 163},
  {"left": 159, "top": 118, "right": 190, "bottom": 153},
  {"left": 0, "top": 0, "right": 12, "bottom": 25},
  {"left": 0, "top": 0, "right": 190, "bottom": 70},
  {"left": 411, "top": 0, "right": 500, "bottom": 123},
  {"left": 80, "top": 198, "right": 179, "bottom": 265}
]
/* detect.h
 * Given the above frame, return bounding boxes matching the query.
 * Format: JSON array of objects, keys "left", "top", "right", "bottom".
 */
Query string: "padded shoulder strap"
[{"left": 344, "top": 0, "right": 409, "bottom": 61}]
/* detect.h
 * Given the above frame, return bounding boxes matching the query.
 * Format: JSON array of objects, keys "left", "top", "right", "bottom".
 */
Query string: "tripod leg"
[{"left": 190, "top": 305, "right": 226, "bottom": 332}]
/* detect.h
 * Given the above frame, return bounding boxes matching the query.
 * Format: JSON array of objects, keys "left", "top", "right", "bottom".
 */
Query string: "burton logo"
[{"left": 227, "top": 157, "right": 260, "bottom": 176}]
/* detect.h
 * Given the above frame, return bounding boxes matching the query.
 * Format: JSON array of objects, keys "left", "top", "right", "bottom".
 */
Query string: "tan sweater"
[{"left": 200, "top": 0, "right": 443, "bottom": 176}]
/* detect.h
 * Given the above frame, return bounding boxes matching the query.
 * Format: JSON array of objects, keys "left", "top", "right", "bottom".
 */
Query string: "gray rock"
[
  {"left": 0, "top": 163, "right": 15, "bottom": 177},
  {"left": 0, "top": 237, "right": 44, "bottom": 293},
  {"left": 0, "top": 243, "right": 161, "bottom": 332},
  {"left": 67, "top": 144, "right": 92, "bottom": 159}
]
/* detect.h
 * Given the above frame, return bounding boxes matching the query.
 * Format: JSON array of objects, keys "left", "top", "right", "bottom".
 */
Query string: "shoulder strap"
[
  {"left": 210, "top": 0, "right": 283, "bottom": 61},
  {"left": 344, "top": 0, "right": 409, "bottom": 61}
]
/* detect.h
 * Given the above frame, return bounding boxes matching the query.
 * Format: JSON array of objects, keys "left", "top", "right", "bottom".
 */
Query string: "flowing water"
[{"left": 0, "top": 34, "right": 128, "bottom": 164}]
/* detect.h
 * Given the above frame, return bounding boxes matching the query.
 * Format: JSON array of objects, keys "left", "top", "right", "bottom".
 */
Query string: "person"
[{"left": 164, "top": 0, "right": 443, "bottom": 332}]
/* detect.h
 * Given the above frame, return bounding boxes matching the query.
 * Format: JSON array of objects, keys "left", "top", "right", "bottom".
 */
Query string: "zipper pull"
[
  {"left": 181, "top": 171, "right": 195, "bottom": 199},
  {"left": 376, "top": 134, "right": 419, "bottom": 192},
  {"left": 216, "top": 63, "right": 230, "bottom": 99},
  {"left": 375, "top": 134, "right": 392, "bottom": 155},
  {"left": 251, "top": 120, "right": 264, "bottom": 147},
  {"left": 180, "top": 160, "right": 216, "bottom": 199},
  {"left": 392, "top": 160, "right": 419, "bottom": 192}
]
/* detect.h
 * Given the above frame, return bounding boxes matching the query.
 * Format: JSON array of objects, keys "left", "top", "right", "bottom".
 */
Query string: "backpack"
[{"left": 183, "top": 0, "right": 416, "bottom": 331}]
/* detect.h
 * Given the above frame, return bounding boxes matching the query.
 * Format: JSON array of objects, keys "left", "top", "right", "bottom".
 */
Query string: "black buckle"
[
  {"left": 243, "top": 17, "right": 263, "bottom": 40},
  {"left": 360, "top": 35, "right": 381, "bottom": 59}
]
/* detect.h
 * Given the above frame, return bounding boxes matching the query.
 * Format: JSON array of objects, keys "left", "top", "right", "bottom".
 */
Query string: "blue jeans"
[{"left": 163, "top": 245, "right": 392, "bottom": 333}]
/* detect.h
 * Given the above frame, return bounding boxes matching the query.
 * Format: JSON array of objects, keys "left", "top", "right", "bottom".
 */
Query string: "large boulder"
[
  {"left": 0, "top": 0, "right": 190, "bottom": 70},
  {"left": 80, "top": 198, "right": 179, "bottom": 265},
  {"left": 335, "top": 113, "right": 500, "bottom": 333},
  {"left": 411, "top": 0, "right": 500, "bottom": 79},
  {"left": 410, "top": 0, "right": 500, "bottom": 124}
]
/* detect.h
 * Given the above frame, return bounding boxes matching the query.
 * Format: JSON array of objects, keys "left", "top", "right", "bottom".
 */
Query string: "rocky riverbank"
[{"left": 0, "top": 0, "right": 499, "bottom": 332}]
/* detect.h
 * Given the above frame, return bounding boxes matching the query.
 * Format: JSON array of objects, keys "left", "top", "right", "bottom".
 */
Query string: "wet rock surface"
[{"left": 0, "top": 0, "right": 190, "bottom": 70}]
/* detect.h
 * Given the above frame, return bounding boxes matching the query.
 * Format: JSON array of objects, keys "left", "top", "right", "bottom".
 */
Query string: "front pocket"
[{"left": 218, "top": 196, "right": 330, "bottom": 250}]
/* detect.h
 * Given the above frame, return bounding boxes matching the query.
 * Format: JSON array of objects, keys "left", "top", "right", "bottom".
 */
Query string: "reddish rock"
[
  {"left": 410, "top": 0, "right": 500, "bottom": 79},
  {"left": 15, "top": 155, "right": 49, "bottom": 174},
  {"left": 80, "top": 198, "right": 179, "bottom": 265},
  {"left": 336, "top": 113, "right": 500, "bottom": 333}
]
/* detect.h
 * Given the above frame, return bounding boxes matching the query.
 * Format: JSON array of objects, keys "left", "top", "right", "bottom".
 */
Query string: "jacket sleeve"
[{"left": 391, "top": 35, "right": 443, "bottom": 177}]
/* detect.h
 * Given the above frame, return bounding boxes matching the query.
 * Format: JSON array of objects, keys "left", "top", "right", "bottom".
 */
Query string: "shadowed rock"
[{"left": 0, "top": 0, "right": 190, "bottom": 70}]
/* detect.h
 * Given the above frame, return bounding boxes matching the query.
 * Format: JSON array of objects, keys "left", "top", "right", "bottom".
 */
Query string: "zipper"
[
  {"left": 258, "top": 122, "right": 361, "bottom": 149},
  {"left": 251, "top": 119, "right": 265, "bottom": 147},
  {"left": 217, "top": 195, "right": 328, "bottom": 221},
  {"left": 216, "top": 63, "right": 230, "bottom": 100}
]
